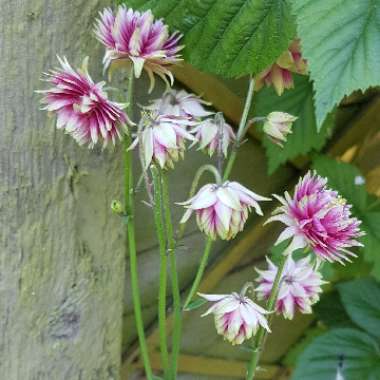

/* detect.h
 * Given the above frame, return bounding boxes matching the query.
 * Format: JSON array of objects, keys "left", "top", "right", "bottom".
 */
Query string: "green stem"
[
  {"left": 246, "top": 254, "right": 288, "bottom": 380},
  {"left": 124, "top": 73, "right": 153, "bottom": 379},
  {"left": 161, "top": 172, "right": 182, "bottom": 380},
  {"left": 183, "top": 76, "right": 256, "bottom": 308},
  {"left": 183, "top": 238, "right": 213, "bottom": 309},
  {"left": 151, "top": 165, "right": 170, "bottom": 377}
]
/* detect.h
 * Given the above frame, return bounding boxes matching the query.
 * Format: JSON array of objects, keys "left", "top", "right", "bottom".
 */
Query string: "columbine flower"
[
  {"left": 267, "top": 171, "right": 364, "bottom": 263},
  {"left": 255, "top": 40, "right": 307, "bottom": 96},
  {"left": 38, "top": 56, "right": 130, "bottom": 148},
  {"left": 263, "top": 112, "right": 297, "bottom": 147},
  {"left": 190, "top": 116, "right": 236, "bottom": 157},
  {"left": 256, "top": 256, "right": 325, "bottom": 319},
  {"left": 94, "top": 6, "right": 183, "bottom": 90},
  {"left": 147, "top": 89, "right": 213, "bottom": 119},
  {"left": 179, "top": 181, "right": 270, "bottom": 240},
  {"left": 130, "top": 111, "right": 195, "bottom": 169},
  {"left": 199, "top": 287, "right": 270, "bottom": 345}
]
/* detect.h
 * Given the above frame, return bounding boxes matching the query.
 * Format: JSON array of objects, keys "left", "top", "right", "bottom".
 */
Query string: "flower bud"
[
  {"left": 263, "top": 112, "right": 297, "bottom": 147},
  {"left": 111, "top": 200, "right": 124, "bottom": 214}
]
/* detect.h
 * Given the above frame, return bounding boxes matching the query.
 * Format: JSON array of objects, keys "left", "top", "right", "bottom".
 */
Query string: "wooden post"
[{"left": 0, "top": 1, "right": 125, "bottom": 379}]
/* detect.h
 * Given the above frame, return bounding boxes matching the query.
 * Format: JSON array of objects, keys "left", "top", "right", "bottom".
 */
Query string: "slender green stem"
[
  {"left": 151, "top": 165, "right": 170, "bottom": 377},
  {"left": 161, "top": 172, "right": 182, "bottom": 380},
  {"left": 223, "top": 76, "right": 255, "bottom": 181},
  {"left": 183, "top": 76, "right": 256, "bottom": 308},
  {"left": 124, "top": 73, "right": 153, "bottom": 379},
  {"left": 246, "top": 254, "right": 288, "bottom": 380},
  {"left": 183, "top": 238, "right": 213, "bottom": 309}
]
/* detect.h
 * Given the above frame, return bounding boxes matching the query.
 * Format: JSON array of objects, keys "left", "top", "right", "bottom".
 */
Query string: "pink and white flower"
[
  {"left": 148, "top": 89, "right": 213, "bottom": 119},
  {"left": 190, "top": 117, "right": 236, "bottom": 157},
  {"left": 267, "top": 171, "right": 364, "bottom": 263},
  {"left": 199, "top": 288, "right": 270, "bottom": 345},
  {"left": 255, "top": 40, "right": 308, "bottom": 96},
  {"left": 130, "top": 111, "right": 195, "bottom": 169},
  {"left": 256, "top": 256, "right": 325, "bottom": 319},
  {"left": 38, "top": 56, "right": 130, "bottom": 148},
  {"left": 263, "top": 112, "right": 297, "bottom": 147},
  {"left": 94, "top": 6, "right": 183, "bottom": 90},
  {"left": 179, "top": 181, "right": 270, "bottom": 240}
]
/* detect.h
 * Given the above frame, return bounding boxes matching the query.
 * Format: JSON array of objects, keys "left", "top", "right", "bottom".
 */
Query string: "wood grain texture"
[{"left": 0, "top": 1, "right": 125, "bottom": 379}]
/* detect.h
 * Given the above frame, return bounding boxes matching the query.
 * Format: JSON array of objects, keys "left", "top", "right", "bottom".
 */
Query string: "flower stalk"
[{"left": 124, "top": 72, "right": 153, "bottom": 379}]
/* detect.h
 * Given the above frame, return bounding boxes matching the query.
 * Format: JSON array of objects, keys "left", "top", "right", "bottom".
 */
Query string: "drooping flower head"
[
  {"left": 130, "top": 110, "right": 195, "bottom": 169},
  {"left": 263, "top": 112, "right": 297, "bottom": 147},
  {"left": 267, "top": 171, "right": 364, "bottom": 263},
  {"left": 38, "top": 56, "right": 130, "bottom": 148},
  {"left": 255, "top": 40, "right": 308, "bottom": 96},
  {"left": 199, "top": 286, "right": 270, "bottom": 345},
  {"left": 256, "top": 256, "right": 325, "bottom": 319},
  {"left": 94, "top": 6, "right": 183, "bottom": 91},
  {"left": 147, "top": 89, "right": 213, "bottom": 119},
  {"left": 179, "top": 181, "right": 270, "bottom": 240},
  {"left": 190, "top": 114, "right": 236, "bottom": 157}
]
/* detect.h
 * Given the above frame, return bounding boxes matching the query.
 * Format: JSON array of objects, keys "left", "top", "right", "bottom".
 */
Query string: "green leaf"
[
  {"left": 338, "top": 278, "right": 380, "bottom": 339},
  {"left": 292, "top": 0, "right": 380, "bottom": 128},
  {"left": 254, "top": 75, "right": 333, "bottom": 174},
  {"left": 123, "top": 0, "right": 296, "bottom": 77},
  {"left": 183, "top": 297, "right": 207, "bottom": 311},
  {"left": 291, "top": 328, "right": 380, "bottom": 380},
  {"left": 312, "top": 156, "right": 380, "bottom": 279}
]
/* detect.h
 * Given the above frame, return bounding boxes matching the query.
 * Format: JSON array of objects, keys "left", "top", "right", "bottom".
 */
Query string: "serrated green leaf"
[
  {"left": 312, "top": 156, "right": 380, "bottom": 279},
  {"left": 291, "top": 328, "right": 380, "bottom": 380},
  {"left": 292, "top": 0, "right": 380, "bottom": 128},
  {"left": 123, "top": 0, "right": 296, "bottom": 77},
  {"left": 183, "top": 297, "right": 207, "bottom": 311},
  {"left": 254, "top": 75, "right": 333, "bottom": 174},
  {"left": 338, "top": 278, "right": 380, "bottom": 339}
]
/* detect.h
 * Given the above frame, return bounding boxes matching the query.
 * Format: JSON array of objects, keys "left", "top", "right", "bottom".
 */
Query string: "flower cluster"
[
  {"left": 38, "top": 56, "right": 131, "bottom": 148},
  {"left": 179, "top": 181, "right": 270, "bottom": 240},
  {"left": 267, "top": 171, "right": 364, "bottom": 262},
  {"left": 199, "top": 288, "right": 270, "bottom": 345},
  {"left": 256, "top": 256, "right": 325, "bottom": 319},
  {"left": 95, "top": 6, "right": 183, "bottom": 90},
  {"left": 255, "top": 40, "right": 307, "bottom": 96}
]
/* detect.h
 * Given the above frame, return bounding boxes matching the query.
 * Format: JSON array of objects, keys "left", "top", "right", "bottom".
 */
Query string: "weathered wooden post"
[{"left": 0, "top": 1, "right": 126, "bottom": 379}]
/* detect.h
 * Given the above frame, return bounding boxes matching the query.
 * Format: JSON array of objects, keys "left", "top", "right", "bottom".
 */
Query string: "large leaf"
[
  {"left": 312, "top": 156, "right": 380, "bottom": 279},
  {"left": 292, "top": 0, "right": 380, "bottom": 128},
  {"left": 123, "top": 0, "right": 296, "bottom": 77},
  {"left": 254, "top": 75, "right": 333, "bottom": 174},
  {"left": 291, "top": 328, "right": 380, "bottom": 380},
  {"left": 338, "top": 278, "right": 380, "bottom": 339}
]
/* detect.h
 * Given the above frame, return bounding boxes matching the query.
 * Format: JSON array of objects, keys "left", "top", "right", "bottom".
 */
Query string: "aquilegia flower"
[
  {"left": 94, "top": 6, "right": 183, "bottom": 90},
  {"left": 267, "top": 171, "right": 364, "bottom": 262},
  {"left": 255, "top": 40, "right": 307, "bottom": 96},
  {"left": 179, "top": 181, "right": 270, "bottom": 240},
  {"left": 256, "top": 256, "right": 325, "bottom": 319},
  {"left": 199, "top": 288, "right": 270, "bottom": 345},
  {"left": 130, "top": 111, "right": 195, "bottom": 169},
  {"left": 38, "top": 56, "right": 130, "bottom": 148},
  {"left": 148, "top": 89, "right": 213, "bottom": 119},
  {"left": 190, "top": 116, "right": 236, "bottom": 157},
  {"left": 263, "top": 112, "right": 297, "bottom": 147}
]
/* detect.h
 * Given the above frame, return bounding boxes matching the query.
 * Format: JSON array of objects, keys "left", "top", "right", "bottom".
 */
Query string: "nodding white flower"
[
  {"left": 199, "top": 287, "right": 270, "bottom": 345},
  {"left": 94, "top": 6, "right": 183, "bottom": 91},
  {"left": 38, "top": 56, "right": 131, "bottom": 148},
  {"left": 256, "top": 256, "right": 325, "bottom": 319},
  {"left": 263, "top": 112, "right": 297, "bottom": 147},
  {"left": 190, "top": 117, "right": 236, "bottom": 157},
  {"left": 266, "top": 171, "right": 364, "bottom": 262},
  {"left": 129, "top": 111, "right": 196, "bottom": 170},
  {"left": 179, "top": 181, "right": 270, "bottom": 240},
  {"left": 147, "top": 89, "right": 213, "bottom": 119},
  {"left": 255, "top": 40, "right": 308, "bottom": 96}
]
